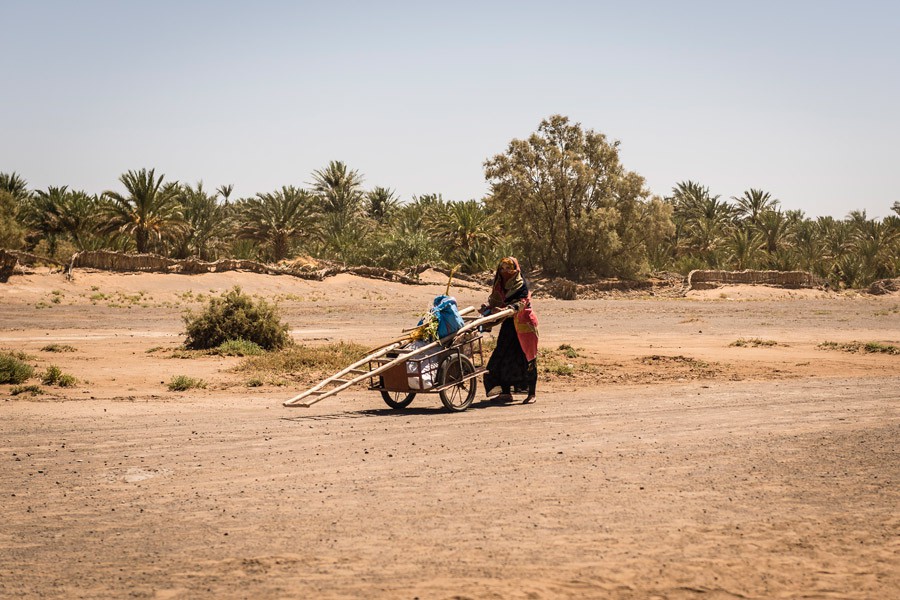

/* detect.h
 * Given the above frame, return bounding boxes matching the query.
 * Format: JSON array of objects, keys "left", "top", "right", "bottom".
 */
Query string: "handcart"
[{"left": 283, "top": 306, "right": 514, "bottom": 412}]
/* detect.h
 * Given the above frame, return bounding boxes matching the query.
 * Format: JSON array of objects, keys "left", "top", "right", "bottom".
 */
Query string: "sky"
[{"left": 2, "top": 0, "right": 898, "bottom": 219}]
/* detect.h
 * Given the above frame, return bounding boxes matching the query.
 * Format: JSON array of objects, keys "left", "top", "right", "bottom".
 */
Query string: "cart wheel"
[
  {"left": 438, "top": 355, "right": 477, "bottom": 412},
  {"left": 380, "top": 390, "right": 416, "bottom": 410}
]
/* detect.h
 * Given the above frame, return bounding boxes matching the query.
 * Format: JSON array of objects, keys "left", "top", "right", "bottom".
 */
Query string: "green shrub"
[
  {"left": 0, "top": 353, "right": 34, "bottom": 384},
  {"left": 215, "top": 338, "right": 265, "bottom": 356},
  {"left": 42, "top": 365, "right": 63, "bottom": 385},
  {"left": 57, "top": 374, "right": 77, "bottom": 387},
  {"left": 182, "top": 287, "right": 289, "bottom": 351},
  {"left": 167, "top": 375, "right": 207, "bottom": 391},
  {"left": 558, "top": 344, "right": 579, "bottom": 358}
]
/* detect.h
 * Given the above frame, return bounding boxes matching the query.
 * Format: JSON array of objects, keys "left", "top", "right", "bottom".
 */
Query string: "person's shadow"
[{"left": 280, "top": 397, "right": 520, "bottom": 421}]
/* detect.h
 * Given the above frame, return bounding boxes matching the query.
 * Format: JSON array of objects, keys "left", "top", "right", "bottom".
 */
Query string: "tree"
[
  {"left": 236, "top": 186, "right": 319, "bottom": 262},
  {"left": 484, "top": 115, "right": 670, "bottom": 279},
  {"left": 369, "top": 204, "right": 443, "bottom": 269},
  {"left": 724, "top": 227, "right": 764, "bottom": 270},
  {"left": 669, "top": 181, "right": 734, "bottom": 268},
  {"left": 0, "top": 190, "right": 25, "bottom": 249},
  {"left": 732, "top": 189, "right": 779, "bottom": 225},
  {"left": 216, "top": 184, "right": 234, "bottom": 205},
  {"left": 430, "top": 200, "right": 503, "bottom": 272},
  {"left": 755, "top": 209, "right": 793, "bottom": 255},
  {"left": 102, "top": 169, "right": 186, "bottom": 254},
  {"left": 365, "top": 186, "right": 400, "bottom": 223},
  {"left": 23, "top": 186, "right": 71, "bottom": 255},
  {"left": 311, "top": 160, "right": 365, "bottom": 218},
  {"left": 0, "top": 172, "right": 29, "bottom": 201},
  {"left": 173, "top": 182, "right": 229, "bottom": 260},
  {"left": 848, "top": 217, "right": 899, "bottom": 285}
]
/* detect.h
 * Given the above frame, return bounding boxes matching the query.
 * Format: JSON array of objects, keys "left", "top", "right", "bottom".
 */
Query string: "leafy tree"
[
  {"left": 640, "top": 196, "right": 676, "bottom": 271},
  {"left": 892, "top": 201, "right": 900, "bottom": 217},
  {"left": 0, "top": 190, "right": 26, "bottom": 249},
  {"left": 102, "top": 169, "right": 186, "bottom": 254},
  {"left": 236, "top": 186, "right": 319, "bottom": 262},
  {"left": 484, "top": 115, "right": 670, "bottom": 279}
]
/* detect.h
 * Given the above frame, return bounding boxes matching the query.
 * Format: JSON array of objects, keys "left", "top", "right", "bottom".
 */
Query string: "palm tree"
[
  {"left": 754, "top": 209, "right": 794, "bottom": 256},
  {"left": 310, "top": 160, "right": 365, "bottom": 217},
  {"left": 236, "top": 186, "right": 319, "bottom": 262},
  {"left": 174, "top": 182, "right": 229, "bottom": 260},
  {"left": 724, "top": 227, "right": 764, "bottom": 270},
  {"left": 430, "top": 200, "right": 502, "bottom": 272},
  {"left": 102, "top": 169, "right": 186, "bottom": 254},
  {"left": 0, "top": 172, "right": 29, "bottom": 201},
  {"left": 216, "top": 184, "right": 234, "bottom": 205},
  {"left": 790, "top": 219, "right": 825, "bottom": 275},
  {"left": 371, "top": 206, "right": 443, "bottom": 269},
  {"left": 24, "top": 186, "right": 71, "bottom": 255},
  {"left": 365, "top": 186, "right": 400, "bottom": 223},
  {"left": 56, "top": 191, "right": 102, "bottom": 251},
  {"left": 732, "top": 189, "right": 779, "bottom": 225},
  {"left": 667, "top": 181, "right": 734, "bottom": 266},
  {"left": 672, "top": 183, "right": 734, "bottom": 267},
  {"left": 849, "top": 218, "right": 899, "bottom": 284}
]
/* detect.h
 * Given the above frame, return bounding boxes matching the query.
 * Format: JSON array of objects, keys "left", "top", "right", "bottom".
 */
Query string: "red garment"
[
  {"left": 487, "top": 257, "right": 539, "bottom": 362},
  {"left": 514, "top": 305, "right": 539, "bottom": 362}
]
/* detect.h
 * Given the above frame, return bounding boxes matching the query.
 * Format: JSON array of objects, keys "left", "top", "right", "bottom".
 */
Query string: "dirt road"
[{"left": 1, "top": 271, "right": 898, "bottom": 598}]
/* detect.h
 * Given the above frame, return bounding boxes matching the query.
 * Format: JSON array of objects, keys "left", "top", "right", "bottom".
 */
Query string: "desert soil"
[{"left": 1, "top": 269, "right": 898, "bottom": 599}]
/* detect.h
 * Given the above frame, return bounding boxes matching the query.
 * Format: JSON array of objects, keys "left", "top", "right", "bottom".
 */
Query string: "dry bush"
[{"left": 183, "top": 287, "right": 289, "bottom": 351}]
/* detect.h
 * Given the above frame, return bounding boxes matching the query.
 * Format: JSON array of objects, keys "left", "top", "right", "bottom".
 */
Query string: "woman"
[{"left": 482, "top": 257, "right": 539, "bottom": 404}]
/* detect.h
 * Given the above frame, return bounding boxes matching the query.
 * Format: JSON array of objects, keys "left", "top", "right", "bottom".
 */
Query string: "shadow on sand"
[{"left": 280, "top": 397, "right": 528, "bottom": 421}]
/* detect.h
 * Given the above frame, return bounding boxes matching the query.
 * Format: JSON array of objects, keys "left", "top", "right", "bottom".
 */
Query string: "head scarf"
[
  {"left": 486, "top": 257, "right": 539, "bottom": 361},
  {"left": 488, "top": 257, "right": 525, "bottom": 308}
]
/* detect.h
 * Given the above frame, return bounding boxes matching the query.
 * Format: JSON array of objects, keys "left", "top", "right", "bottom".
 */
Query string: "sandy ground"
[{"left": 1, "top": 269, "right": 898, "bottom": 599}]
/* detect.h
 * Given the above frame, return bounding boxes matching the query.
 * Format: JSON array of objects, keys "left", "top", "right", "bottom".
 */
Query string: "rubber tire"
[
  {"left": 381, "top": 389, "right": 416, "bottom": 410},
  {"left": 438, "top": 355, "right": 477, "bottom": 412}
]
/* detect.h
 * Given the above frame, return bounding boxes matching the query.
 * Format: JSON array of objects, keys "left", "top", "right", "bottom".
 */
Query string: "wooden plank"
[{"left": 283, "top": 305, "right": 506, "bottom": 408}]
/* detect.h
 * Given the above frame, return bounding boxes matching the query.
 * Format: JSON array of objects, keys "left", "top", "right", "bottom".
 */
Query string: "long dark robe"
[{"left": 483, "top": 282, "right": 537, "bottom": 396}]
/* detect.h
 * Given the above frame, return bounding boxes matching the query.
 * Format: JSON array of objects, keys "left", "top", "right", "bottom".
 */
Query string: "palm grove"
[{"left": 2, "top": 115, "right": 898, "bottom": 288}]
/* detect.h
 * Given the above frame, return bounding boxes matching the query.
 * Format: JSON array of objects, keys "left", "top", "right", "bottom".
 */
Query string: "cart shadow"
[{"left": 280, "top": 399, "right": 519, "bottom": 421}]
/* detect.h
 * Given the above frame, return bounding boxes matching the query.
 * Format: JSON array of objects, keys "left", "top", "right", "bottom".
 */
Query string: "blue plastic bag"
[{"left": 431, "top": 295, "right": 464, "bottom": 339}]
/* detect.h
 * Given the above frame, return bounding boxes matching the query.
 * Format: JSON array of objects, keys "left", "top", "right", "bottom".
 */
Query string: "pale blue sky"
[{"left": 2, "top": 0, "right": 898, "bottom": 218}]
